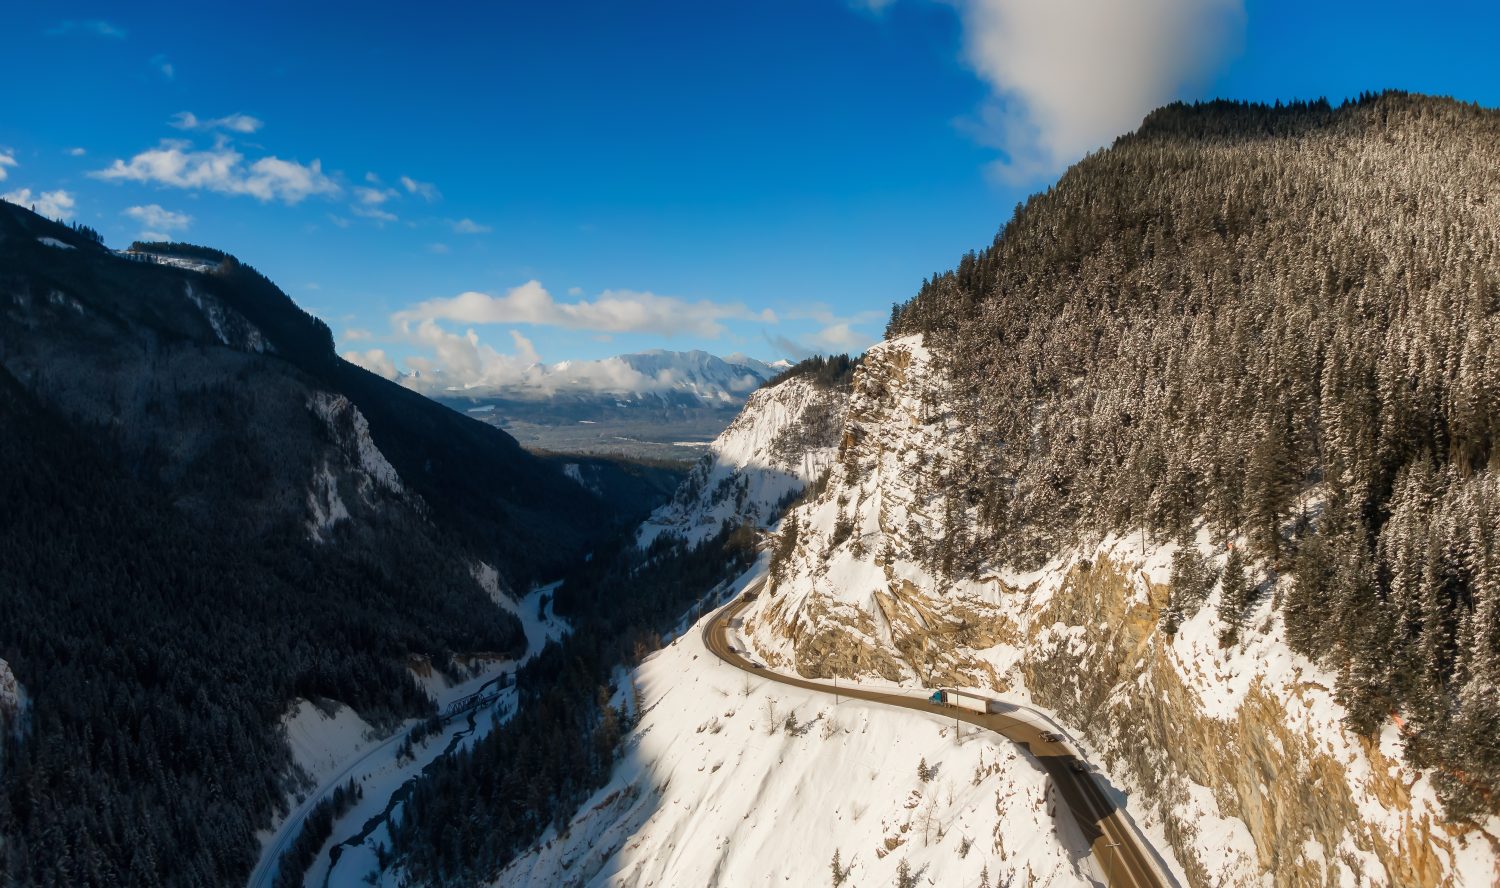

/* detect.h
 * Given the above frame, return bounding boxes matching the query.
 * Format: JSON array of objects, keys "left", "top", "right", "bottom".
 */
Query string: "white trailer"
[{"left": 932, "top": 688, "right": 997, "bottom": 713}]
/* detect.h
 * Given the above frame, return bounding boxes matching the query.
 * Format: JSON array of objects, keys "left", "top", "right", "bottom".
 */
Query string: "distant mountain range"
[
  {"left": 435, "top": 350, "right": 793, "bottom": 459},
  {"left": 431, "top": 349, "right": 789, "bottom": 411}
]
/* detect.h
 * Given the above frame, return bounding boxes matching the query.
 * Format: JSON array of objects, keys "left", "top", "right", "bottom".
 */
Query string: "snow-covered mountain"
[
  {"left": 721, "top": 336, "right": 1500, "bottom": 887},
  {"left": 636, "top": 369, "right": 849, "bottom": 548},
  {"left": 431, "top": 349, "right": 795, "bottom": 459},
  {"left": 524, "top": 324, "right": 1500, "bottom": 888},
  {"left": 431, "top": 349, "right": 789, "bottom": 407}
]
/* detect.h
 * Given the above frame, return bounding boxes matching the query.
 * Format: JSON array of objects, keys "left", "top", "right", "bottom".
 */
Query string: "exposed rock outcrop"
[{"left": 737, "top": 334, "right": 1500, "bottom": 887}]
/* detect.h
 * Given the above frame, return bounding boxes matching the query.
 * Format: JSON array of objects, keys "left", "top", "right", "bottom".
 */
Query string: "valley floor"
[{"left": 250, "top": 584, "right": 569, "bottom": 888}]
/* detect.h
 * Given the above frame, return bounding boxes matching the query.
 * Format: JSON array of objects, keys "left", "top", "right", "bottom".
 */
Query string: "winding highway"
[{"left": 702, "top": 582, "right": 1171, "bottom": 888}]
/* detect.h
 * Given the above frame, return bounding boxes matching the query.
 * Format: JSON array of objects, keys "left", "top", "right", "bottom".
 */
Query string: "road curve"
[{"left": 702, "top": 583, "right": 1170, "bottom": 888}]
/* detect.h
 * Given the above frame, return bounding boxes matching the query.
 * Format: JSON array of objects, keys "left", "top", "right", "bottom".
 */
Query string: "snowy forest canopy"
[{"left": 889, "top": 92, "right": 1500, "bottom": 819}]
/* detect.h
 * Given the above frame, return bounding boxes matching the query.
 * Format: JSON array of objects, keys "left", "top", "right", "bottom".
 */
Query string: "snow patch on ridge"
[
  {"left": 303, "top": 393, "right": 405, "bottom": 541},
  {"left": 0, "top": 659, "right": 28, "bottom": 754},
  {"left": 183, "top": 281, "right": 268, "bottom": 353}
]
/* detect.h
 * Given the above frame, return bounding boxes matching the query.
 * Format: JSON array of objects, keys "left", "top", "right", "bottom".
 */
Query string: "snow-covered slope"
[
  {"left": 614, "top": 349, "right": 782, "bottom": 403},
  {"left": 732, "top": 334, "right": 1500, "bottom": 887},
  {"left": 637, "top": 374, "right": 848, "bottom": 548},
  {"left": 0, "top": 659, "right": 23, "bottom": 776},
  {"left": 499, "top": 573, "right": 1093, "bottom": 888}
]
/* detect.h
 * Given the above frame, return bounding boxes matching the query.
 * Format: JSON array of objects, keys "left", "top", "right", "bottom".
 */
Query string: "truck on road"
[{"left": 928, "top": 688, "right": 1001, "bottom": 714}]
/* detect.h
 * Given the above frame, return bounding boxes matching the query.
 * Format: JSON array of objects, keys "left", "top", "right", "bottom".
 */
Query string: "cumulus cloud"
[
  {"left": 2, "top": 188, "right": 76, "bottom": 220},
  {"left": 813, "top": 322, "right": 873, "bottom": 352},
  {"left": 947, "top": 0, "right": 1244, "bottom": 181},
  {"left": 782, "top": 304, "right": 881, "bottom": 353},
  {"left": 0, "top": 151, "right": 15, "bottom": 181},
  {"left": 93, "top": 140, "right": 340, "bottom": 204},
  {"left": 353, "top": 184, "right": 397, "bottom": 205},
  {"left": 451, "top": 218, "right": 491, "bottom": 234},
  {"left": 400, "top": 176, "right": 441, "bottom": 202},
  {"left": 345, "top": 348, "right": 399, "bottom": 380},
  {"left": 766, "top": 333, "right": 814, "bottom": 362},
  {"left": 354, "top": 320, "right": 676, "bottom": 398},
  {"left": 508, "top": 330, "right": 541, "bottom": 364},
  {"left": 352, "top": 204, "right": 398, "bottom": 223},
  {"left": 171, "top": 111, "right": 264, "bottom": 134},
  {"left": 124, "top": 203, "right": 193, "bottom": 235},
  {"left": 394, "top": 280, "right": 776, "bottom": 338},
  {"left": 46, "top": 20, "right": 125, "bottom": 38}
]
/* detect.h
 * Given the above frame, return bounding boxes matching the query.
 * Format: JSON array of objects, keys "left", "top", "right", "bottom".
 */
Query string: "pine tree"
[{"left": 1218, "top": 544, "right": 1252, "bottom": 646}]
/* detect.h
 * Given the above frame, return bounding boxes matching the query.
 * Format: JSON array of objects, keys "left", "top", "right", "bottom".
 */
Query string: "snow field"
[{"left": 499, "top": 605, "right": 1094, "bottom": 888}]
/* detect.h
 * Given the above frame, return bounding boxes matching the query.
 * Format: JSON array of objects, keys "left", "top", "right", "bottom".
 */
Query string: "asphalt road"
[{"left": 702, "top": 584, "right": 1171, "bottom": 888}]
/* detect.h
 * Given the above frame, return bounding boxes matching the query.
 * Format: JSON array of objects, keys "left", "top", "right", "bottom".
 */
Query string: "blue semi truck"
[{"left": 928, "top": 688, "right": 1000, "bottom": 713}]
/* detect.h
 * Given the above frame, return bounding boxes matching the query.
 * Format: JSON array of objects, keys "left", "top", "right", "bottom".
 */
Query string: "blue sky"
[{"left": 3, "top": 1, "right": 1498, "bottom": 393}]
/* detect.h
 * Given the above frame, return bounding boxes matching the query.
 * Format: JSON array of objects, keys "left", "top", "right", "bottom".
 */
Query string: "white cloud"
[
  {"left": 344, "top": 348, "right": 399, "bottom": 380},
  {"left": 0, "top": 151, "right": 15, "bottom": 181},
  {"left": 508, "top": 330, "right": 541, "bottom": 365},
  {"left": 427, "top": 242, "right": 450, "bottom": 254},
  {"left": 813, "top": 322, "right": 873, "bottom": 352},
  {"left": 400, "top": 176, "right": 441, "bottom": 202},
  {"left": 948, "top": 0, "right": 1244, "bottom": 181},
  {"left": 354, "top": 184, "right": 397, "bottom": 205},
  {"left": 171, "top": 111, "right": 264, "bottom": 134},
  {"left": 2, "top": 188, "right": 76, "bottom": 220},
  {"left": 782, "top": 304, "right": 881, "bottom": 353},
  {"left": 766, "top": 333, "right": 813, "bottom": 361},
  {"left": 46, "top": 20, "right": 125, "bottom": 38},
  {"left": 374, "top": 320, "right": 667, "bottom": 397},
  {"left": 124, "top": 203, "right": 192, "bottom": 233},
  {"left": 351, "top": 204, "right": 398, "bottom": 223},
  {"left": 394, "top": 280, "right": 776, "bottom": 338},
  {"left": 93, "top": 140, "right": 340, "bottom": 204},
  {"left": 344, "top": 327, "right": 374, "bottom": 341},
  {"left": 151, "top": 54, "right": 175, "bottom": 79},
  {"left": 67, "top": 147, "right": 86, "bottom": 157},
  {"left": 451, "top": 218, "right": 491, "bottom": 234},
  {"left": 349, "top": 181, "right": 403, "bottom": 222},
  {"left": 567, "top": 286, "right": 583, "bottom": 296}
]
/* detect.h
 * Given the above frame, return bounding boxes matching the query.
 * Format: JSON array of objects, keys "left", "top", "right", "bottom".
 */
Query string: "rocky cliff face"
[
  {"left": 737, "top": 335, "right": 1500, "bottom": 887},
  {"left": 638, "top": 375, "right": 848, "bottom": 548}
]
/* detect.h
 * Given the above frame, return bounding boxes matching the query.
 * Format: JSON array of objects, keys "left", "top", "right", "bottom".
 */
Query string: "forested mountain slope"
[
  {"left": 726, "top": 93, "right": 1500, "bottom": 886},
  {"left": 887, "top": 92, "right": 1500, "bottom": 815},
  {"left": 0, "top": 202, "right": 624, "bottom": 886}
]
